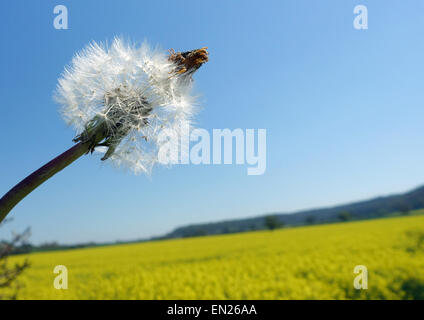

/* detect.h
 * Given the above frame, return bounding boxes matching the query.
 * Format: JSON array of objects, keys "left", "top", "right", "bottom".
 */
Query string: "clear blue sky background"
[{"left": 1, "top": 0, "right": 424, "bottom": 244}]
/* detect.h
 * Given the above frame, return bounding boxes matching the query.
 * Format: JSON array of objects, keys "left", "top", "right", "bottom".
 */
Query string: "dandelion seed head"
[{"left": 54, "top": 38, "right": 208, "bottom": 174}]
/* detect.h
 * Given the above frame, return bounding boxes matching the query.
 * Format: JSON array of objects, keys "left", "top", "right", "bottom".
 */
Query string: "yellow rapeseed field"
[{"left": 5, "top": 214, "right": 424, "bottom": 299}]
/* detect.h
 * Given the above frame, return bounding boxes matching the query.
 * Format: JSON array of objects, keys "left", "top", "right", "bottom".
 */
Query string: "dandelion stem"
[{"left": 0, "top": 142, "right": 90, "bottom": 223}]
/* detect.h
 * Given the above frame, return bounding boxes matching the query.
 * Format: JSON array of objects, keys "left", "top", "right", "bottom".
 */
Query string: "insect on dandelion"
[{"left": 0, "top": 38, "right": 209, "bottom": 223}]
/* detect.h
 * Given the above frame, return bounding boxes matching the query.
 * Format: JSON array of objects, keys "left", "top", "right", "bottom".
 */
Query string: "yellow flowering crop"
[{"left": 6, "top": 214, "right": 424, "bottom": 300}]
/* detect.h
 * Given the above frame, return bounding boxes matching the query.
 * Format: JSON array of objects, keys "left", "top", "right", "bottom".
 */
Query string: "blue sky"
[{"left": 1, "top": 1, "right": 424, "bottom": 244}]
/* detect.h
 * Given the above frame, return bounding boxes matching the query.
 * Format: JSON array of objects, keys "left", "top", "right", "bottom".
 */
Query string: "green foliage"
[
  {"left": 305, "top": 215, "right": 316, "bottom": 225},
  {"left": 338, "top": 211, "right": 352, "bottom": 222},
  {"left": 264, "top": 215, "right": 282, "bottom": 230}
]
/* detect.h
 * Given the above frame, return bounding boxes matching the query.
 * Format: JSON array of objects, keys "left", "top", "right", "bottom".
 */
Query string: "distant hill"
[
  {"left": 162, "top": 185, "right": 424, "bottom": 239},
  {"left": 7, "top": 185, "right": 424, "bottom": 255}
]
